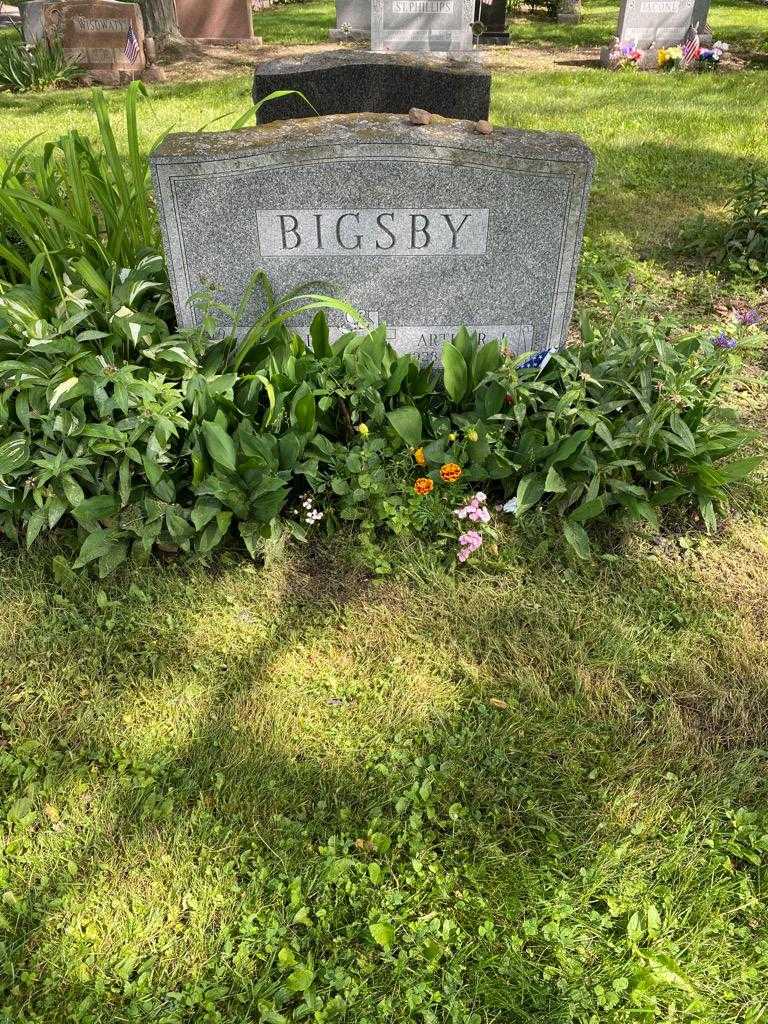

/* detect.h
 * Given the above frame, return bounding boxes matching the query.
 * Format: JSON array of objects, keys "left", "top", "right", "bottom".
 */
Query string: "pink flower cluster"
[
  {"left": 454, "top": 492, "right": 490, "bottom": 524},
  {"left": 457, "top": 530, "right": 483, "bottom": 563}
]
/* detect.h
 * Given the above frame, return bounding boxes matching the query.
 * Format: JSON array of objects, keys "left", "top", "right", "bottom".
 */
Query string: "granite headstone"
[
  {"left": 473, "top": 0, "right": 509, "bottom": 44},
  {"left": 371, "top": 0, "right": 475, "bottom": 53},
  {"left": 175, "top": 0, "right": 255, "bottom": 41},
  {"left": 150, "top": 113, "right": 594, "bottom": 362},
  {"left": 253, "top": 51, "right": 491, "bottom": 123},
  {"left": 42, "top": 0, "right": 145, "bottom": 76},
  {"left": 329, "top": 0, "right": 371, "bottom": 40},
  {"left": 616, "top": 0, "right": 710, "bottom": 46}
]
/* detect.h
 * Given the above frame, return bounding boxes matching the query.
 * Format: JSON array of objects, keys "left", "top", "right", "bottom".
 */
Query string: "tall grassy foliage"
[
  {"left": 0, "top": 88, "right": 762, "bottom": 578},
  {"left": 0, "top": 31, "right": 83, "bottom": 94}
]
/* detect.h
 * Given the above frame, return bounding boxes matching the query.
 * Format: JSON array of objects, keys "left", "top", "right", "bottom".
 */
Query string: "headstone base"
[
  {"left": 328, "top": 28, "right": 369, "bottom": 40},
  {"left": 474, "top": 32, "right": 510, "bottom": 44},
  {"left": 253, "top": 50, "right": 491, "bottom": 124}
]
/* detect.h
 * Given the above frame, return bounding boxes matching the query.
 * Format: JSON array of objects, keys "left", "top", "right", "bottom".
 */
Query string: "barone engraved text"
[
  {"left": 638, "top": 0, "right": 679, "bottom": 12},
  {"left": 257, "top": 208, "right": 489, "bottom": 257},
  {"left": 391, "top": 0, "right": 454, "bottom": 14},
  {"left": 74, "top": 17, "right": 132, "bottom": 31}
]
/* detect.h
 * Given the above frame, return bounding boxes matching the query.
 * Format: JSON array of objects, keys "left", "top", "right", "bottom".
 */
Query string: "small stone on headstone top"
[
  {"left": 150, "top": 113, "right": 594, "bottom": 364},
  {"left": 409, "top": 107, "right": 433, "bottom": 124}
]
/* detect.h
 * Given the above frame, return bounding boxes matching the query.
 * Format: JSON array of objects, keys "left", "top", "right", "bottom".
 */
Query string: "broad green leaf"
[
  {"left": 369, "top": 922, "right": 395, "bottom": 951},
  {"left": 568, "top": 496, "right": 605, "bottom": 523},
  {"left": 544, "top": 465, "right": 567, "bottom": 493},
  {"left": 516, "top": 473, "right": 545, "bottom": 514},
  {"left": 201, "top": 420, "right": 237, "bottom": 472},
  {"left": 292, "top": 388, "right": 316, "bottom": 435},
  {"left": 286, "top": 967, "right": 315, "bottom": 994},
  {"left": 564, "top": 521, "right": 590, "bottom": 560},
  {"left": 309, "top": 310, "right": 332, "bottom": 358},
  {"left": 0, "top": 436, "right": 29, "bottom": 477},
  {"left": 386, "top": 406, "right": 422, "bottom": 447},
  {"left": 442, "top": 343, "right": 468, "bottom": 403}
]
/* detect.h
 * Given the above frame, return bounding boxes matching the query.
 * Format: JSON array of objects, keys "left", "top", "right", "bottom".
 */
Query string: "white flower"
[{"left": 502, "top": 497, "right": 518, "bottom": 515}]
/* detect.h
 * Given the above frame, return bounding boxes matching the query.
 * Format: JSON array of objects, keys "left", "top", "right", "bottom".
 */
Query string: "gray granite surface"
[
  {"left": 253, "top": 50, "right": 490, "bottom": 123},
  {"left": 616, "top": 0, "right": 710, "bottom": 46},
  {"left": 150, "top": 113, "right": 594, "bottom": 362},
  {"left": 328, "top": 0, "right": 370, "bottom": 39},
  {"left": 371, "top": 0, "right": 475, "bottom": 52}
]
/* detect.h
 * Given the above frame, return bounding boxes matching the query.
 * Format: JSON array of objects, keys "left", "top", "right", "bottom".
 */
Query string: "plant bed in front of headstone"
[{"left": 0, "top": 86, "right": 763, "bottom": 579}]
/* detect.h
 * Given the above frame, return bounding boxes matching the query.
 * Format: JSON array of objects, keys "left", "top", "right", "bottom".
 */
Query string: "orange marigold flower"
[
  {"left": 440, "top": 462, "right": 463, "bottom": 484},
  {"left": 414, "top": 477, "right": 434, "bottom": 496},
  {"left": 414, "top": 446, "right": 427, "bottom": 466}
]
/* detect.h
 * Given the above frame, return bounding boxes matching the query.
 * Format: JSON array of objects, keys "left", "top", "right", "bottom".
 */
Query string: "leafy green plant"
[
  {"left": 0, "top": 30, "right": 83, "bottom": 94},
  {"left": 677, "top": 168, "right": 768, "bottom": 281}
]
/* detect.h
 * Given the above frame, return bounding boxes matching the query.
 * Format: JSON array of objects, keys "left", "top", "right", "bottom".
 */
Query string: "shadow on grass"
[{"left": 2, "top": 525, "right": 768, "bottom": 1017}]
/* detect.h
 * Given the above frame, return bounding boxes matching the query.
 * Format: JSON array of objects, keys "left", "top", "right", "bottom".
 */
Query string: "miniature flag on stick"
[
  {"left": 124, "top": 24, "right": 140, "bottom": 64},
  {"left": 518, "top": 348, "right": 555, "bottom": 372},
  {"left": 682, "top": 23, "right": 700, "bottom": 67}
]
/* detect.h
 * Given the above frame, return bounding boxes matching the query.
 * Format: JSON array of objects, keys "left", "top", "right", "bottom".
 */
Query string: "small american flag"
[
  {"left": 518, "top": 347, "right": 554, "bottom": 372},
  {"left": 123, "top": 24, "right": 140, "bottom": 64},
  {"left": 682, "top": 24, "right": 700, "bottom": 67}
]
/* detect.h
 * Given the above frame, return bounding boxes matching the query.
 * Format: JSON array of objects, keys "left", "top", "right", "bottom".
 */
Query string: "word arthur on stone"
[
  {"left": 41, "top": 0, "right": 145, "bottom": 75},
  {"left": 615, "top": 0, "right": 710, "bottom": 46},
  {"left": 150, "top": 113, "right": 594, "bottom": 363},
  {"left": 371, "top": 0, "right": 475, "bottom": 52}
]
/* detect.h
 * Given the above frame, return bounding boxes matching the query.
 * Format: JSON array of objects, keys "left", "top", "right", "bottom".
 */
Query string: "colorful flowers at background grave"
[
  {"left": 414, "top": 477, "right": 434, "bottom": 496},
  {"left": 608, "top": 40, "right": 643, "bottom": 68},
  {"left": 658, "top": 45, "right": 683, "bottom": 69}
]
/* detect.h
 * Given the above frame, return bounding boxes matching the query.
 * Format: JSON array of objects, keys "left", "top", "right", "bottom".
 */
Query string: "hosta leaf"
[
  {"left": 386, "top": 406, "right": 422, "bottom": 447},
  {"left": 201, "top": 420, "right": 236, "bottom": 472},
  {"left": 544, "top": 465, "right": 567, "bottom": 493},
  {"left": 0, "top": 436, "right": 29, "bottom": 477},
  {"left": 442, "top": 342, "right": 468, "bottom": 403}
]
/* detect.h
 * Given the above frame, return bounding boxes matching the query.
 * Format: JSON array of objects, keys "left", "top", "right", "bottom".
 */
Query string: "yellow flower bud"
[
  {"left": 357, "top": 423, "right": 369, "bottom": 436},
  {"left": 448, "top": 432, "right": 457, "bottom": 442},
  {"left": 467, "top": 429, "right": 479, "bottom": 443}
]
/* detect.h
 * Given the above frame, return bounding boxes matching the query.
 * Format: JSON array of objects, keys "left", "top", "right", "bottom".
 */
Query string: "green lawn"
[
  {"left": 2, "top": 6, "right": 768, "bottom": 1022},
  {"left": 251, "top": 0, "right": 768, "bottom": 50}
]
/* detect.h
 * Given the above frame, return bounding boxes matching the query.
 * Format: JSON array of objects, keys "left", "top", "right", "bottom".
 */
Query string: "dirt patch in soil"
[{"left": 155, "top": 39, "right": 608, "bottom": 85}]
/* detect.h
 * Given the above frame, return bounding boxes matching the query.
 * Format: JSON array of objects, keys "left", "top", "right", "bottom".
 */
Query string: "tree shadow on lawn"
[{"left": 4, "top": 528, "right": 768, "bottom": 1016}]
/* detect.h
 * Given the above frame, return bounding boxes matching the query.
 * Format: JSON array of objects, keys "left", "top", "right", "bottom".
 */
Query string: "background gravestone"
[
  {"left": 43, "top": 0, "right": 146, "bottom": 77},
  {"left": 150, "top": 113, "right": 594, "bottom": 363},
  {"left": 253, "top": 51, "right": 491, "bottom": 123},
  {"left": 616, "top": 0, "right": 710, "bottom": 46},
  {"left": 329, "top": 0, "right": 371, "bottom": 40},
  {"left": 175, "top": 0, "right": 255, "bottom": 41},
  {"left": 371, "top": 0, "right": 475, "bottom": 53},
  {"left": 474, "top": 0, "right": 509, "bottom": 44}
]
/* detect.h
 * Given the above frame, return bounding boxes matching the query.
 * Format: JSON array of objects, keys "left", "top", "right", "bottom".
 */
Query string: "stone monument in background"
[
  {"left": 371, "top": 0, "right": 475, "bottom": 53},
  {"left": 150, "top": 113, "right": 594, "bottom": 363},
  {"left": 329, "top": 0, "right": 371, "bottom": 40},
  {"left": 601, "top": 0, "right": 712, "bottom": 64},
  {"left": 175, "top": 0, "right": 255, "bottom": 42},
  {"left": 38, "top": 0, "right": 146, "bottom": 80}
]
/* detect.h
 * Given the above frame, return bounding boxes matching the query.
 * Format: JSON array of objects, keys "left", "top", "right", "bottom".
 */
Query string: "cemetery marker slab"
[
  {"left": 150, "top": 113, "right": 594, "bottom": 362},
  {"left": 371, "top": 0, "right": 475, "bottom": 52},
  {"left": 616, "top": 0, "right": 710, "bottom": 46},
  {"left": 41, "top": 0, "right": 145, "bottom": 75}
]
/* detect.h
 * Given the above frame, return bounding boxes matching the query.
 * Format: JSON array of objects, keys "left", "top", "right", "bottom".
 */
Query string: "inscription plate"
[
  {"left": 150, "top": 114, "right": 594, "bottom": 362},
  {"left": 616, "top": 0, "right": 710, "bottom": 45},
  {"left": 256, "top": 209, "right": 489, "bottom": 257},
  {"left": 372, "top": 0, "right": 474, "bottom": 52},
  {"left": 43, "top": 0, "right": 145, "bottom": 71}
]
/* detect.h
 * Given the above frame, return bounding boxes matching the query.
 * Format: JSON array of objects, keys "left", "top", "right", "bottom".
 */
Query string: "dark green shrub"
[{"left": 677, "top": 168, "right": 768, "bottom": 281}]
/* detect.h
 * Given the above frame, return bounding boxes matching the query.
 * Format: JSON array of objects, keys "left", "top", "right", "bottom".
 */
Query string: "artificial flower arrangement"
[
  {"left": 607, "top": 40, "right": 643, "bottom": 68},
  {"left": 658, "top": 38, "right": 729, "bottom": 70}
]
